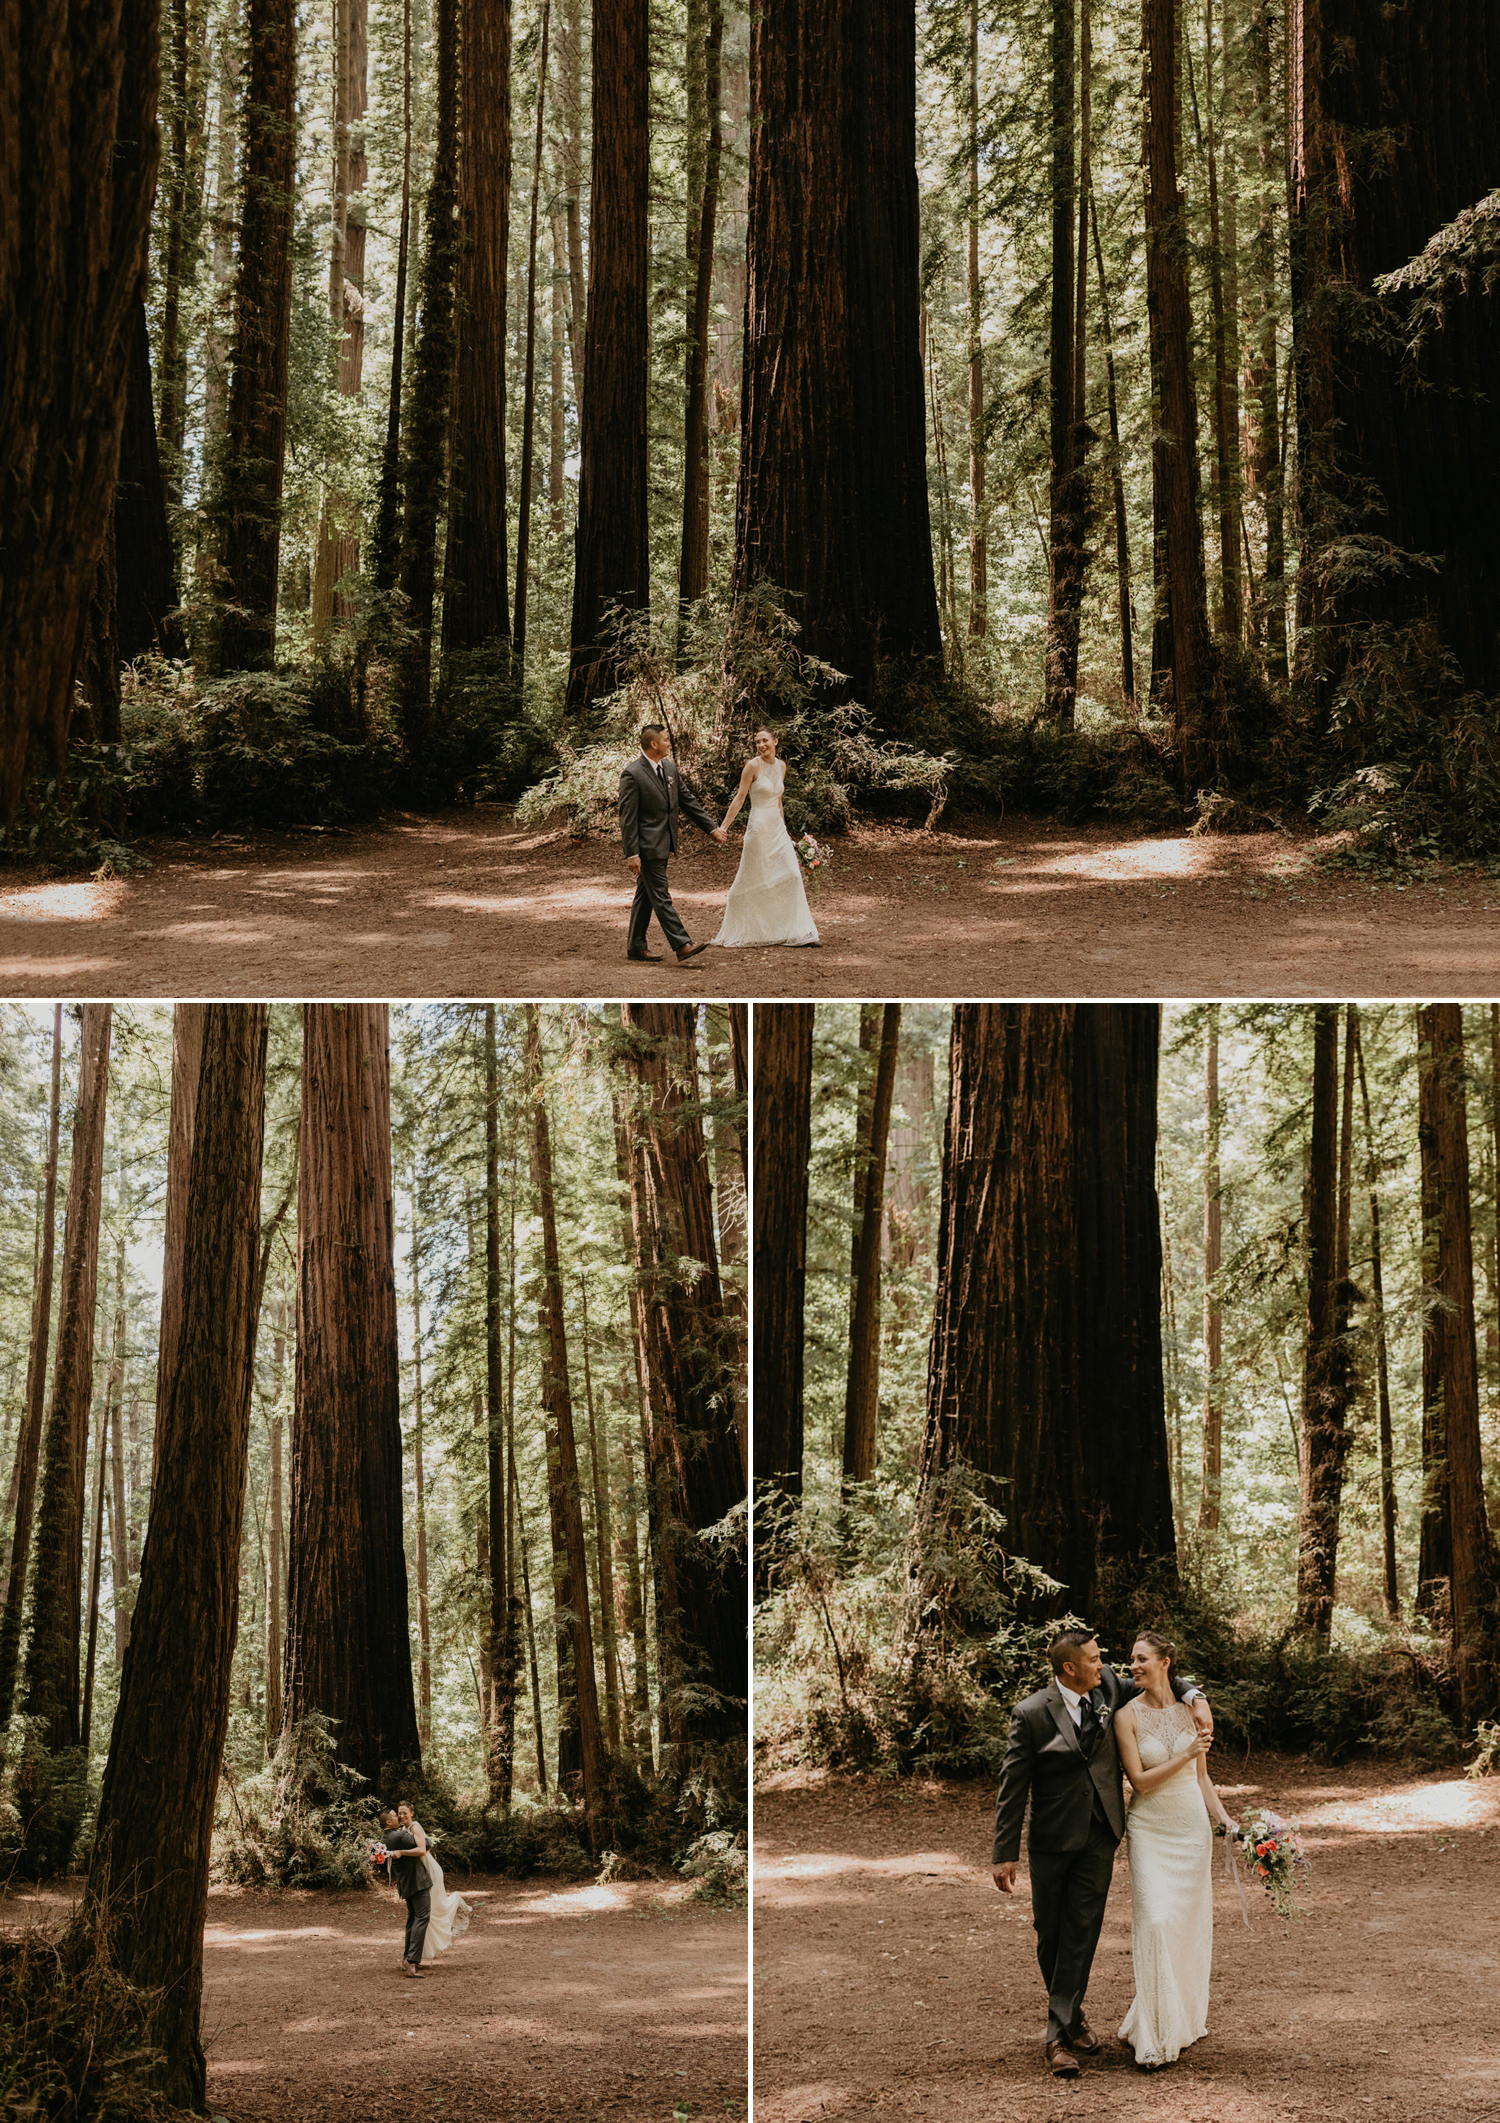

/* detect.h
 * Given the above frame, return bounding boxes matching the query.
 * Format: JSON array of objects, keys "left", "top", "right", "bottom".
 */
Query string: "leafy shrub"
[
  {"left": 122, "top": 653, "right": 398, "bottom": 831},
  {"left": 214, "top": 1715, "right": 379, "bottom": 1890},
  {"left": 678, "top": 1828, "right": 748, "bottom": 1906},
  {"left": 1467, "top": 1718, "right": 1500, "bottom": 1778}
]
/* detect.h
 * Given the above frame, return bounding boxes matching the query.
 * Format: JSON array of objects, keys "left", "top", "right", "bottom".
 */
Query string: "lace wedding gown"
[
  {"left": 713, "top": 760, "right": 820, "bottom": 948},
  {"left": 1118, "top": 1703, "right": 1213, "bottom": 2066}
]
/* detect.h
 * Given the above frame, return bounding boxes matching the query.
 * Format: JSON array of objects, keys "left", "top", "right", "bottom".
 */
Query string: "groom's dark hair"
[
  {"left": 1047, "top": 1626, "right": 1097, "bottom": 1675},
  {"left": 640, "top": 722, "right": 667, "bottom": 747}
]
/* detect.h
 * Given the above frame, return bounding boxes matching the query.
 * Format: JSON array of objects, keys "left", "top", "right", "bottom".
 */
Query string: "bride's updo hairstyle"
[{"left": 1133, "top": 1630, "right": 1178, "bottom": 1683}]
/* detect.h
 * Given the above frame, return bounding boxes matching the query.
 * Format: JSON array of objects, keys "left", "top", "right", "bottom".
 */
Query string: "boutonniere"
[{"left": 1095, "top": 1703, "right": 1114, "bottom": 1727}]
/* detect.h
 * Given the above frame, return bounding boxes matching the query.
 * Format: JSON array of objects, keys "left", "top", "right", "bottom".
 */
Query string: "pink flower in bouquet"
[{"left": 796, "top": 834, "right": 824, "bottom": 873}]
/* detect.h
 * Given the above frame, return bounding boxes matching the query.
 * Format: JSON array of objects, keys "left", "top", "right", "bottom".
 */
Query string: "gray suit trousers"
[{"left": 402, "top": 1888, "right": 431, "bottom": 1967}]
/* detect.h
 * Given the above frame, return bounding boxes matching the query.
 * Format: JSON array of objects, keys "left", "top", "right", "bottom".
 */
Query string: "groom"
[
  {"left": 380, "top": 1806, "right": 430, "bottom": 1978},
  {"left": 991, "top": 1628, "right": 1212, "bottom": 2078},
  {"left": 619, "top": 723, "right": 725, "bottom": 963}
]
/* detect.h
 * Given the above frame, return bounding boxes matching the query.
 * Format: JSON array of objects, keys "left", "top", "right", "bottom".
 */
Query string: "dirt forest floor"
[
  {"left": 753, "top": 1754, "right": 1500, "bottom": 2123},
  {"left": 2, "top": 1871, "right": 747, "bottom": 2123},
  {"left": 1, "top": 811, "right": 1497, "bottom": 999}
]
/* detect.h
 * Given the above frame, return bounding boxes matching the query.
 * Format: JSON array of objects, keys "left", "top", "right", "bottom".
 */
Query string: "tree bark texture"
[
  {"left": 620, "top": 1004, "right": 747, "bottom": 1745},
  {"left": 155, "top": 1004, "right": 208, "bottom": 1492},
  {"left": 0, "top": 1005, "right": 64, "bottom": 1732},
  {"left": 1416, "top": 1004, "right": 1498, "bottom": 1721},
  {"left": 677, "top": 0, "right": 725, "bottom": 622},
  {"left": 483, "top": 1008, "right": 514, "bottom": 1807},
  {"left": 445, "top": 0, "right": 514, "bottom": 657},
  {"left": 0, "top": 0, "right": 162, "bottom": 810},
  {"left": 1197, "top": 1006, "right": 1223, "bottom": 1529},
  {"left": 115, "top": 299, "right": 183, "bottom": 662},
  {"left": 1294, "top": 1003, "right": 1353, "bottom": 1643},
  {"left": 1352, "top": 1009, "right": 1399, "bottom": 1618},
  {"left": 86, "top": 1003, "right": 268, "bottom": 2113},
  {"left": 283, "top": 1004, "right": 422, "bottom": 1787},
  {"left": 212, "top": 0, "right": 296, "bottom": 673},
  {"left": 915, "top": 1004, "right": 1176, "bottom": 1620},
  {"left": 842, "top": 1004, "right": 900, "bottom": 1486},
  {"left": 512, "top": 0, "right": 550, "bottom": 667},
  {"left": 732, "top": 0, "right": 941, "bottom": 710},
  {"left": 564, "top": 0, "right": 649, "bottom": 719},
  {"left": 1044, "top": 0, "right": 1088, "bottom": 722},
  {"left": 752, "top": 1004, "right": 813, "bottom": 1501}
]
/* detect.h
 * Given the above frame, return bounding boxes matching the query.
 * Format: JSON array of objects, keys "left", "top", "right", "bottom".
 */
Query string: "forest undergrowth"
[{"left": 755, "top": 1463, "right": 1477, "bottom": 1789}]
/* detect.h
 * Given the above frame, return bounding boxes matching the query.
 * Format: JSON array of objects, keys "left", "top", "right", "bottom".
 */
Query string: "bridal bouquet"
[
  {"left": 1238, "top": 1807, "right": 1308, "bottom": 1922},
  {"left": 796, "top": 834, "right": 824, "bottom": 874}
]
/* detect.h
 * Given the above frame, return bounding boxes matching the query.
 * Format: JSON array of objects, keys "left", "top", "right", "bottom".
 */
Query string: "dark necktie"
[
  {"left": 1077, "top": 1695, "right": 1103, "bottom": 1759},
  {"left": 657, "top": 761, "right": 668, "bottom": 794}
]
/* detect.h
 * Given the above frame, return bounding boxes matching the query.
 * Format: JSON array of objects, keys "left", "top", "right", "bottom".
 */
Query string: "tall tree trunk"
[
  {"left": 202, "top": 0, "right": 241, "bottom": 459},
  {"left": 86, "top": 1004, "right": 268, "bottom": 2113},
  {"left": 1044, "top": 0, "right": 1087, "bottom": 722},
  {"left": 394, "top": 0, "right": 462, "bottom": 757},
  {"left": 1090, "top": 195, "right": 1134, "bottom": 709},
  {"left": 409, "top": 1176, "right": 432, "bottom": 1752},
  {"left": 513, "top": 0, "right": 552, "bottom": 668},
  {"left": 107, "top": 1226, "right": 129, "bottom": 1663},
  {"left": 483, "top": 1008, "right": 514, "bottom": 1807},
  {"left": 548, "top": 204, "right": 568, "bottom": 535},
  {"left": 842, "top": 1004, "right": 901, "bottom": 1487},
  {"left": 115, "top": 300, "right": 184, "bottom": 661},
  {"left": 444, "top": 0, "right": 514, "bottom": 660},
  {"left": 512, "top": 1453, "right": 549, "bottom": 1792},
  {"left": 1143, "top": 0, "right": 1213, "bottom": 777},
  {"left": 524, "top": 1007, "right": 604, "bottom": 1827},
  {"left": 14, "top": 1006, "right": 113, "bottom": 1874},
  {"left": 211, "top": 0, "right": 296, "bottom": 673},
  {"left": 1352, "top": 1009, "right": 1399, "bottom": 1617},
  {"left": 265, "top": 1299, "right": 286, "bottom": 1749},
  {"left": 620, "top": 1005, "right": 747, "bottom": 1747},
  {"left": 615, "top": 1408, "right": 653, "bottom": 1765},
  {"left": 733, "top": 0, "right": 940, "bottom": 711},
  {"left": 1241, "top": 0, "right": 1284, "bottom": 674},
  {"left": 79, "top": 1374, "right": 111, "bottom": 1751},
  {"left": 752, "top": 1005, "right": 813, "bottom": 1503},
  {"left": 1417, "top": 1005, "right": 1499, "bottom": 1722},
  {"left": 0, "top": 0, "right": 161, "bottom": 809},
  {"left": 1198, "top": 1005, "right": 1223, "bottom": 1530},
  {"left": 0, "top": 1005, "right": 64, "bottom": 1733},
  {"left": 1295, "top": 1004, "right": 1353, "bottom": 1644},
  {"left": 311, "top": 0, "right": 369, "bottom": 635},
  {"left": 964, "top": 0, "right": 986, "bottom": 637},
  {"left": 369, "top": 0, "right": 412, "bottom": 593},
  {"left": 564, "top": 0, "right": 649, "bottom": 719},
  {"left": 156, "top": 1005, "right": 208, "bottom": 1492},
  {"left": 1202, "top": 0, "right": 1242, "bottom": 636},
  {"left": 555, "top": 0, "right": 586, "bottom": 399},
  {"left": 912, "top": 1005, "right": 1175, "bottom": 1621},
  {"left": 579, "top": 1275, "right": 621, "bottom": 1753},
  {"left": 283, "top": 1005, "right": 422, "bottom": 1786},
  {"left": 678, "top": 0, "right": 724, "bottom": 630}
]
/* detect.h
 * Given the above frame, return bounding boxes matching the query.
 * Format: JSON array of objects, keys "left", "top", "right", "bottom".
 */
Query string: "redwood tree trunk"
[
  {"left": 1198, "top": 1006, "right": 1223, "bottom": 1530},
  {"left": 1416, "top": 1004, "right": 1498, "bottom": 1722},
  {"left": 15, "top": 1005, "right": 113, "bottom": 1873},
  {"left": 211, "top": 0, "right": 296, "bottom": 673},
  {"left": 1044, "top": 0, "right": 1087, "bottom": 722},
  {"left": 842, "top": 1004, "right": 901, "bottom": 1486},
  {"left": 752, "top": 1005, "right": 814, "bottom": 1502},
  {"left": 0, "top": 1005, "right": 64, "bottom": 1732},
  {"left": 677, "top": 0, "right": 725, "bottom": 624},
  {"left": 283, "top": 1005, "right": 422, "bottom": 1786},
  {"left": 524, "top": 1006, "right": 605, "bottom": 1825},
  {"left": 86, "top": 1003, "right": 268, "bottom": 2113},
  {"left": 913, "top": 1005, "right": 1176, "bottom": 1620},
  {"left": 114, "top": 299, "right": 183, "bottom": 662},
  {"left": 0, "top": 0, "right": 162, "bottom": 811},
  {"left": 621, "top": 1004, "right": 747, "bottom": 1746},
  {"left": 444, "top": 0, "right": 514, "bottom": 659},
  {"left": 565, "top": 0, "right": 650, "bottom": 719},
  {"left": 265, "top": 1300, "right": 286, "bottom": 1748},
  {"left": 1295, "top": 1004, "right": 1353, "bottom": 1644},
  {"left": 1352, "top": 1011, "right": 1399, "bottom": 1617},
  {"left": 155, "top": 1005, "right": 208, "bottom": 1491},
  {"left": 484, "top": 1007, "right": 515, "bottom": 1806}
]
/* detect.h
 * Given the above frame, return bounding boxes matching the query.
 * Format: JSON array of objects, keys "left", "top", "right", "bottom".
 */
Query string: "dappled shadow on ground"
[
  {"left": 753, "top": 1754, "right": 1500, "bottom": 2123},
  {"left": 2, "top": 1872, "right": 746, "bottom": 2122},
  {"left": 0, "top": 811, "right": 1495, "bottom": 997}
]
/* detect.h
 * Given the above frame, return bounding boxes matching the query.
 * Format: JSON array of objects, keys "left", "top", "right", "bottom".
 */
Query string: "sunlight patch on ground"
[
  {"left": 757, "top": 1850, "right": 974, "bottom": 1882},
  {"left": 0, "top": 881, "right": 126, "bottom": 920},
  {"left": 1022, "top": 837, "right": 1224, "bottom": 880},
  {"left": 517, "top": 1881, "right": 633, "bottom": 1914},
  {"left": 204, "top": 1925, "right": 345, "bottom": 1945},
  {"left": 1305, "top": 1776, "right": 1500, "bottom": 1835}
]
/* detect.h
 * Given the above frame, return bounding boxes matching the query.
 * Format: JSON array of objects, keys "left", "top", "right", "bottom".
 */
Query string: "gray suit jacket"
[
  {"left": 618, "top": 752, "right": 717, "bottom": 861},
  {"left": 992, "top": 1664, "right": 1193, "bottom": 1861},
  {"left": 383, "top": 1826, "right": 430, "bottom": 1902}
]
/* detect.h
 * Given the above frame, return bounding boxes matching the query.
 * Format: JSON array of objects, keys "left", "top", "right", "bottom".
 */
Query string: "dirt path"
[
  {"left": 4, "top": 1872, "right": 746, "bottom": 2122},
  {"left": 753, "top": 1755, "right": 1500, "bottom": 2123},
  {"left": 1, "top": 812, "right": 1495, "bottom": 998}
]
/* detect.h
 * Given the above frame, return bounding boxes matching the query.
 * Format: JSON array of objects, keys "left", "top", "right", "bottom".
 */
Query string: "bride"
[
  {"left": 712, "top": 727, "right": 820, "bottom": 948},
  {"left": 395, "top": 1802, "right": 472, "bottom": 1962},
  {"left": 1113, "top": 1632, "right": 1238, "bottom": 2070}
]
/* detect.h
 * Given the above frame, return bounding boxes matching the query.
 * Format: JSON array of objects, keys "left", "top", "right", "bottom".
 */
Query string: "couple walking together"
[
  {"left": 617, "top": 723, "right": 820, "bottom": 961},
  {"left": 376, "top": 1803, "right": 472, "bottom": 1978},
  {"left": 993, "top": 1627, "right": 1239, "bottom": 2077}
]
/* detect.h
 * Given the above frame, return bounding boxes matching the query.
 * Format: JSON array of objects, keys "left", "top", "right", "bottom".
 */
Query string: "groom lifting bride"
[{"left": 993, "top": 1627, "right": 1235, "bottom": 2079}]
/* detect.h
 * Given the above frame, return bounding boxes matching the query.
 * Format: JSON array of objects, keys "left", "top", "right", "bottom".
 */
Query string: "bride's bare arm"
[
  {"left": 1195, "top": 1752, "right": 1236, "bottom": 1833},
  {"left": 1114, "top": 1704, "right": 1210, "bottom": 1797},
  {"left": 408, "top": 1822, "right": 428, "bottom": 1854},
  {"left": 720, "top": 759, "right": 757, "bottom": 833}
]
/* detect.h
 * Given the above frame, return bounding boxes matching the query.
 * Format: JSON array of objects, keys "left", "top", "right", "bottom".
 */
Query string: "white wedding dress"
[
  {"left": 407, "top": 1835, "right": 472, "bottom": 1958},
  {"left": 713, "top": 760, "right": 820, "bottom": 948},
  {"left": 1118, "top": 1703, "right": 1213, "bottom": 2066}
]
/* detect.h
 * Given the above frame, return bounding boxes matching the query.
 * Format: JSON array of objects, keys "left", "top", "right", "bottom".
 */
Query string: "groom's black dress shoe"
[
  {"left": 1069, "top": 2020, "right": 1103, "bottom": 2057},
  {"left": 627, "top": 950, "right": 662, "bottom": 962},
  {"left": 675, "top": 941, "right": 710, "bottom": 962},
  {"left": 1045, "top": 2041, "right": 1080, "bottom": 2078}
]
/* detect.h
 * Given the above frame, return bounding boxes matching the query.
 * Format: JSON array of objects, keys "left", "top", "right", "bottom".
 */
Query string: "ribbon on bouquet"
[{"left": 1221, "top": 1829, "right": 1251, "bottom": 1928}]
